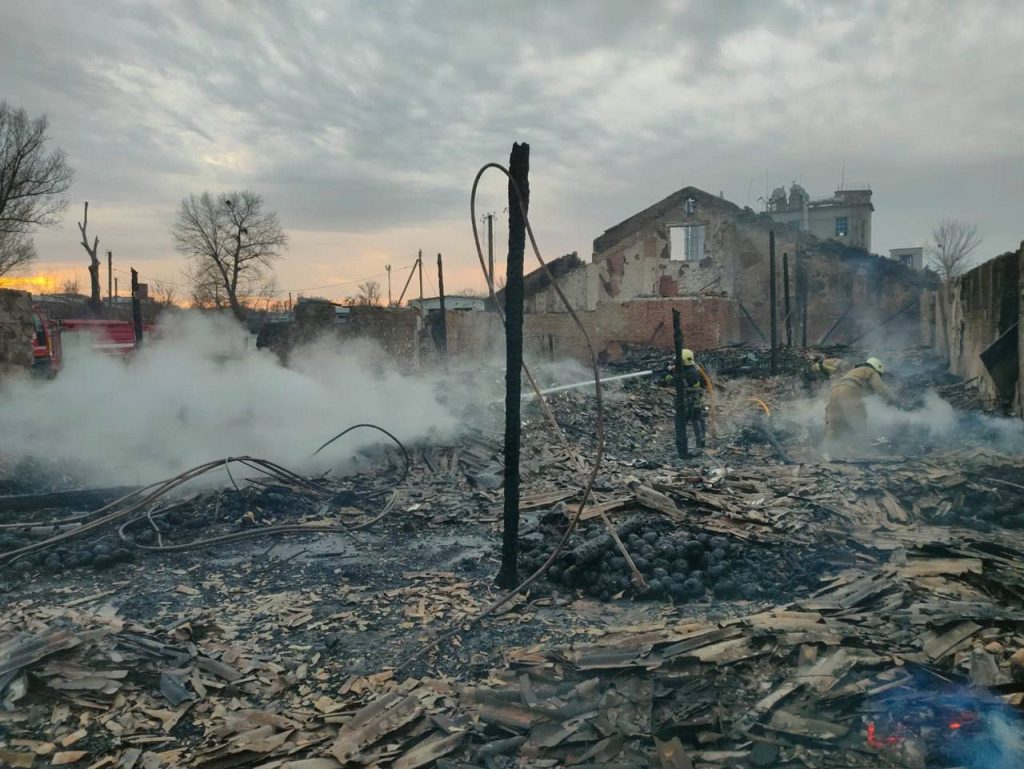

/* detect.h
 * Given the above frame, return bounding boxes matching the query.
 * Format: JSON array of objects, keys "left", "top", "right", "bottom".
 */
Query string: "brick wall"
[
  {"left": 0, "top": 288, "right": 33, "bottom": 375},
  {"left": 454, "top": 297, "right": 738, "bottom": 364}
]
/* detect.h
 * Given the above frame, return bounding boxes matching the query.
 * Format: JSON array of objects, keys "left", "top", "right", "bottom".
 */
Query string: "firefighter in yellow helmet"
[
  {"left": 803, "top": 356, "right": 846, "bottom": 393},
  {"left": 824, "top": 357, "right": 898, "bottom": 444},
  {"left": 677, "top": 348, "right": 709, "bottom": 448}
]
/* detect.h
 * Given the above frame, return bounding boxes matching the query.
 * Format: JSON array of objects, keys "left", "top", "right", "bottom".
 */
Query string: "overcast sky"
[{"left": 2, "top": 0, "right": 1022, "bottom": 301}]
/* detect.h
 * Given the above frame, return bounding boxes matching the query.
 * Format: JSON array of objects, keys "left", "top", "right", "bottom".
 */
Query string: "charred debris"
[
  {"left": 2, "top": 159, "right": 1024, "bottom": 766},
  {"left": 3, "top": 341, "right": 1024, "bottom": 769}
]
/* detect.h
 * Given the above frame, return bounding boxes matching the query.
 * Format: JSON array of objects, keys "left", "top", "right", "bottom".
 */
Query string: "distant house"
[
  {"left": 889, "top": 247, "right": 925, "bottom": 271},
  {"left": 408, "top": 295, "right": 486, "bottom": 313},
  {"left": 765, "top": 183, "right": 874, "bottom": 252}
]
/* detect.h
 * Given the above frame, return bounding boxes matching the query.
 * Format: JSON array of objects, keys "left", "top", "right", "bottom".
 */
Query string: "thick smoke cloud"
[{"left": 0, "top": 315, "right": 460, "bottom": 485}]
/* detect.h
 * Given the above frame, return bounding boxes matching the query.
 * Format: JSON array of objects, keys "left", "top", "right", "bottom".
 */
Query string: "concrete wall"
[
  {"left": 945, "top": 245, "right": 1023, "bottom": 413},
  {"left": 0, "top": 288, "right": 33, "bottom": 375}
]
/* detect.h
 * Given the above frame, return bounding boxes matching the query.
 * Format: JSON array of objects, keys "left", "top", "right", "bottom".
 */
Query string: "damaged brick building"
[{"left": 507, "top": 186, "right": 934, "bottom": 361}]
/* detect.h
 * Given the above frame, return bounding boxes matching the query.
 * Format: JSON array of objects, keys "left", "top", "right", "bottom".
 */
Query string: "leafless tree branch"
[
  {"left": 352, "top": 280, "right": 383, "bottom": 307},
  {"left": 0, "top": 101, "right": 74, "bottom": 275},
  {"left": 172, "top": 190, "right": 287, "bottom": 321},
  {"left": 928, "top": 219, "right": 983, "bottom": 280}
]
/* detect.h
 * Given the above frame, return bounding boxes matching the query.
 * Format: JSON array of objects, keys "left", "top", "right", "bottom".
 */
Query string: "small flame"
[{"left": 866, "top": 722, "right": 903, "bottom": 749}]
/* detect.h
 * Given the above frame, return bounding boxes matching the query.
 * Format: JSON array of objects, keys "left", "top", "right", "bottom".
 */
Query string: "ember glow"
[{"left": 865, "top": 721, "right": 903, "bottom": 748}]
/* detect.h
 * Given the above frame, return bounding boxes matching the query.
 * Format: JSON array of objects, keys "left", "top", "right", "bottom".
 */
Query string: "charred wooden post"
[
  {"left": 437, "top": 252, "right": 448, "bottom": 368},
  {"left": 130, "top": 268, "right": 143, "bottom": 348},
  {"left": 798, "top": 249, "right": 809, "bottom": 347},
  {"left": 496, "top": 141, "right": 529, "bottom": 590},
  {"left": 672, "top": 308, "right": 689, "bottom": 459},
  {"left": 487, "top": 212, "right": 495, "bottom": 290},
  {"left": 783, "top": 251, "right": 792, "bottom": 347},
  {"left": 769, "top": 230, "right": 778, "bottom": 375}
]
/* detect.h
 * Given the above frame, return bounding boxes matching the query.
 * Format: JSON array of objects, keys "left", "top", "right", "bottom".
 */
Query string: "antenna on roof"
[{"left": 839, "top": 160, "right": 846, "bottom": 191}]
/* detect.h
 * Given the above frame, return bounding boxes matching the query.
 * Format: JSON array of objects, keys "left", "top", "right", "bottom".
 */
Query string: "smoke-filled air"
[{"left": 0, "top": 314, "right": 461, "bottom": 485}]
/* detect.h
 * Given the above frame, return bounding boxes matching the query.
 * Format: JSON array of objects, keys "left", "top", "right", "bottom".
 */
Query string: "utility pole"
[
  {"left": 496, "top": 142, "right": 529, "bottom": 590},
  {"left": 114, "top": 277, "right": 118, "bottom": 301},
  {"left": 417, "top": 250, "right": 424, "bottom": 319},
  {"left": 437, "top": 253, "right": 448, "bottom": 367},
  {"left": 107, "top": 251, "right": 113, "bottom": 305},
  {"left": 386, "top": 264, "right": 392, "bottom": 307}
]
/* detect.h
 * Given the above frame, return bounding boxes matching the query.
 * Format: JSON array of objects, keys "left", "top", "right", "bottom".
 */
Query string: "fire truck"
[{"left": 31, "top": 307, "right": 152, "bottom": 376}]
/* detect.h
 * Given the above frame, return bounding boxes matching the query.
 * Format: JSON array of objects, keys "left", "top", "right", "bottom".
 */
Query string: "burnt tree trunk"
[
  {"left": 78, "top": 202, "right": 103, "bottom": 311},
  {"left": 496, "top": 142, "right": 529, "bottom": 590}
]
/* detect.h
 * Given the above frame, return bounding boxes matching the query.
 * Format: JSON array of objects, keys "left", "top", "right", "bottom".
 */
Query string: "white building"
[
  {"left": 889, "top": 247, "right": 924, "bottom": 271},
  {"left": 408, "top": 295, "right": 486, "bottom": 312},
  {"left": 766, "top": 183, "right": 874, "bottom": 252}
]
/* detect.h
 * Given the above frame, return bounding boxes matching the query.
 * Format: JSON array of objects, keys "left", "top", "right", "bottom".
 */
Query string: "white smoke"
[
  {"left": 769, "top": 384, "right": 1024, "bottom": 454},
  {"left": 0, "top": 314, "right": 462, "bottom": 485}
]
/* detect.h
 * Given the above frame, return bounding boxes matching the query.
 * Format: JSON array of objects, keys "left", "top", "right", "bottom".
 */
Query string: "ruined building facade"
[{"left": 513, "top": 186, "right": 930, "bottom": 358}]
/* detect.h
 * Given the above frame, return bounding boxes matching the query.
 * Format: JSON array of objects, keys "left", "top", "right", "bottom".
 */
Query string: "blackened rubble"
[{"left": 2, "top": 350, "right": 1024, "bottom": 768}]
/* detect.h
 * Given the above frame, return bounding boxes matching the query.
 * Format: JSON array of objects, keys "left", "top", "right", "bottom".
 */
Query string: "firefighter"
[
  {"left": 677, "top": 348, "right": 709, "bottom": 449},
  {"left": 824, "top": 357, "right": 899, "bottom": 444},
  {"left": 803, "top": 356, "right": 845, "bottom": 393}
]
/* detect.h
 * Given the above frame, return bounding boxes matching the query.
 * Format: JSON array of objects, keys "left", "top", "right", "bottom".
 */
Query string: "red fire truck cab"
[{"left": 31, "top": 307, "right": 154, "bottom": 376}]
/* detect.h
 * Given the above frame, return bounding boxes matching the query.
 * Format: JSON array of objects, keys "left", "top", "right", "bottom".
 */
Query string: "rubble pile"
[
  {"left": 2, "top": 347, "right": 1024, "bottom": 767},
  {"left": 519, "top": 515, "right": 842, "bottom": 604},
  {"left": 3, "top": 534, "right": 1024, "bottom": 768}
]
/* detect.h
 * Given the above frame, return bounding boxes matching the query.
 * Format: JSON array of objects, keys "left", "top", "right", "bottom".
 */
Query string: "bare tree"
[
  {"left": 172, "top": 190, "right": 287, "bottom": 321},
  {"left": 929, "top": 219, "right": 983, "bottom": 361},
  {"left": 0, "top": 102, "right": 74, "bottom": 275},
  {"left": 150, "top": 279, "right": 178, "bottom": 308},
  {"left": 353, "top": 280, "right": 383, "bottom": 307},
  {"left": 60, "top": 276, "right": 81, "bottom": 295},
  {"left": 77, "top": 201, "right": 103, "bottom": 308},
  {"left": 929, "top": 219, "right": 982, "bottom": 280},
  {"left": 184, "top": 261, "right": 228, "bottom": 310},
  {"left": 0, "top": 235, "right": 35, "bottom": 275}
]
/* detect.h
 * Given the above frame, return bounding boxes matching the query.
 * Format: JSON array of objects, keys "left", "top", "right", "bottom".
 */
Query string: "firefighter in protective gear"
[
  {"left": 677, "top": 348, "right": 709, "bottom": 448},
  {"left": 803, "top": 356, "right": 845, "bottom": 393},
  {"left": 824, "top": 357, "right": 898, "bottom": 443}
]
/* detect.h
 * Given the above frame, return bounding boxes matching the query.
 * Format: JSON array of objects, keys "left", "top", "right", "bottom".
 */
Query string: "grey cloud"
[{"left": 1, "top": 0, "right": 1022, "bottom": 269}]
